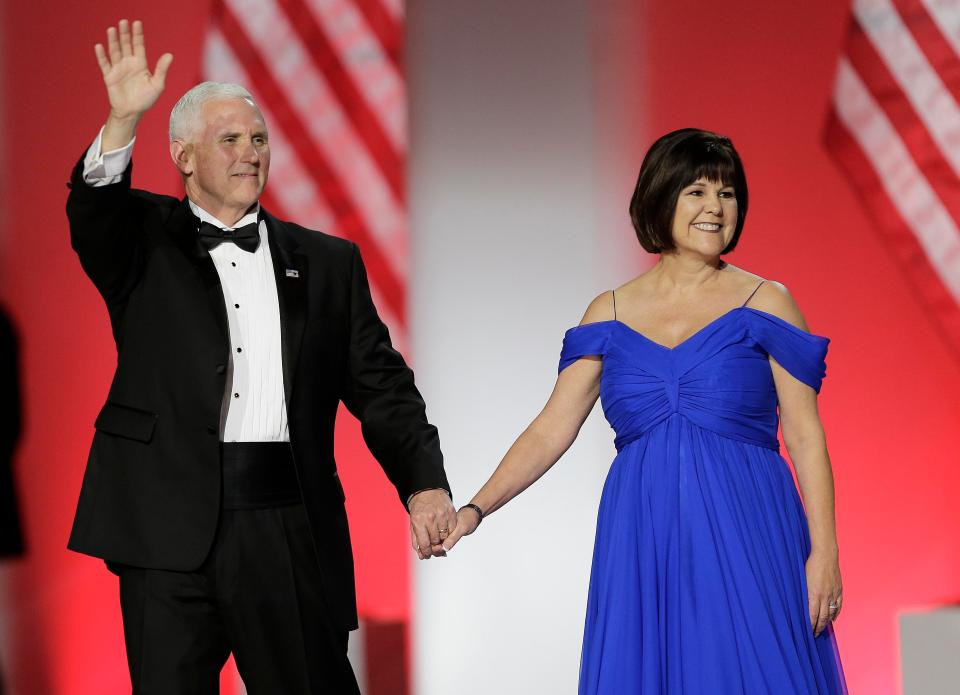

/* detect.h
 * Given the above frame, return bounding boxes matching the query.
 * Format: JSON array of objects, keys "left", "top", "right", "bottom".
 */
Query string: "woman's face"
[{"left": 669, "top": 178, "right": 738, "bottom": 257}]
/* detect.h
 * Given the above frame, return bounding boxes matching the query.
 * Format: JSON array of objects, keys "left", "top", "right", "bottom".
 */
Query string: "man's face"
[{"left": 179, "top": 97, "right": 270, "bottom": 222}]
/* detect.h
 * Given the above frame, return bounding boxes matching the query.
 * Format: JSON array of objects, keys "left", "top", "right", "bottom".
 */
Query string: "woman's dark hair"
[{"left": 629, "top": 128, "right": 748, "bottom": 254}]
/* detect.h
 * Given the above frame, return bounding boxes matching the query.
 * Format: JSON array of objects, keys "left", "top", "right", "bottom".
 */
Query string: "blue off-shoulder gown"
[{"left": 559, "top": 307, "right": 847, "bottom": 694}]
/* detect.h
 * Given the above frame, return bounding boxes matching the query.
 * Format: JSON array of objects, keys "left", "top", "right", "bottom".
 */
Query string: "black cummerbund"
[{"left": 221, "top": 442, "right": 302, "bottom": 510}]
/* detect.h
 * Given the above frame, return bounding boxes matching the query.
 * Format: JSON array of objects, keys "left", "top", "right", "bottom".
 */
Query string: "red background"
[{"left": 2, "top": 1, "right": 959, "bottom": 693}]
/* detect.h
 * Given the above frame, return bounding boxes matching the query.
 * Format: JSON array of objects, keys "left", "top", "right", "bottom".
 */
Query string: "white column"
[{"left": 408, "top": 1, "right": 643, "bottom": 692}]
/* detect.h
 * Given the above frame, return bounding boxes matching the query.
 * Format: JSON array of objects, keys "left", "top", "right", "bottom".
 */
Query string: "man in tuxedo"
[{"left": 67, "top": 20, "right": 456, "bottom": 694}]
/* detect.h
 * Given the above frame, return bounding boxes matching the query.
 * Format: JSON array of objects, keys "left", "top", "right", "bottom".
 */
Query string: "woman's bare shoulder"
[
  {"left": 744, "top": 279, "right": 809, "bottom": 331},
  {"left": 579, "top": 291, "right": 617, "bottom": 326}
]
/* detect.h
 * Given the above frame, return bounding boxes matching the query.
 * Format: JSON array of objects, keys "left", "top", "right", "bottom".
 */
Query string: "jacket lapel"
[
  {"left": 167, "top": 198, "right": 229, "bottom": 343},
  {"left": 263, "top": 209, "right": 308, "bottom": 406}
]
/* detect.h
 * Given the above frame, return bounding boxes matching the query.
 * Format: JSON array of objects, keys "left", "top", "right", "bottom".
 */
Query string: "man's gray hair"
[{"left": 168, "top": 82, "right": 258, "bottom": 142}]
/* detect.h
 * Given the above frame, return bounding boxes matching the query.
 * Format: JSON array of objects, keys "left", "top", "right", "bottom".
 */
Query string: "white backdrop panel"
[{"left": 407, "top": 2, "right": 640, "bottom": 693}]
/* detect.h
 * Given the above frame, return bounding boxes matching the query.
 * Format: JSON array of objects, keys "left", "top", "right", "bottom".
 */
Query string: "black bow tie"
[{"left": 197, "top": 221, "right": 260, "bottom": 253}]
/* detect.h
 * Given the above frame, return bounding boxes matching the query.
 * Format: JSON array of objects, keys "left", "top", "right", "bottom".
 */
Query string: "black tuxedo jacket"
[{"left": 65, "top": 155, "right": 449, "bottom": 630}]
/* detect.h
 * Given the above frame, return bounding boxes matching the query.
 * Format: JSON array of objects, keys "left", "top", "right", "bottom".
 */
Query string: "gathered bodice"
[{"left": 559, "top": 307, "right": 829, "bottom": 452}]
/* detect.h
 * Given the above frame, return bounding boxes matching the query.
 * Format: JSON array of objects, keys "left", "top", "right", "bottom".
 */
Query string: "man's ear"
[{"left": 170, "top": 140, "right": 193, "bottom": 176}]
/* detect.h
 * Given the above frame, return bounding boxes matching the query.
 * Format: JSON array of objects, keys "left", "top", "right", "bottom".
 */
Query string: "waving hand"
[{"left": 94, "top": 20, "right": 173, "bottom": 150}]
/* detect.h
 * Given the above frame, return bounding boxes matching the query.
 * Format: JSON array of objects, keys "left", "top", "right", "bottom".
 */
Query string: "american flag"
[
  {"left": 200, "top": 0, "right": 411, "bottom": 692},
  {"left": 827, "top": 0, "right": 960, "bottom": 357},
  {"left": 203, "top": 0, "right": 409, "bottom": 353}
]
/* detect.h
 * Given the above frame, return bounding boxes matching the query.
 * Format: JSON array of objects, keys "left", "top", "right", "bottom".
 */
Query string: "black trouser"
[{"left": 110, "top": 443, "right": 360, "bottom": 695}]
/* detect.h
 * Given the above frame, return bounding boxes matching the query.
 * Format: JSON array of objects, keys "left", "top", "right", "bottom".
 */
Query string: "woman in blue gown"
[{"left": 442, "top": 128, "right": 847, "bottom": 693}]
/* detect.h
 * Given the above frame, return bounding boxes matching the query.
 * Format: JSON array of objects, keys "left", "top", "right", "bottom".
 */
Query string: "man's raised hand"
[{"left": 95, "top": 20, "right": 173, "bottom": 150}]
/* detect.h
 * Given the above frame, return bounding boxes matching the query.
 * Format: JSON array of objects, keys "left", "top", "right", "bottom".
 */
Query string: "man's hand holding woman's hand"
[
  {"left": 408, "top": 489, "right": 458, "bottom": 560},
  {"left": 440, "top": 506, "right": 481, "bottom": 552},
  {"left": 408, "top": 491, "right": 485, "bottom": 559}
]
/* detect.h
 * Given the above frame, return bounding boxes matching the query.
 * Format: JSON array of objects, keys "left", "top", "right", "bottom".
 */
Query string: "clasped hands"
[{"left": 407, "top": 490, "right": 481, "bottom": 559}]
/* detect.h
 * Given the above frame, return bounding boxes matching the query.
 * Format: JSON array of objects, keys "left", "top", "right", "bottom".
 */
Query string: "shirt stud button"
[{"left": 233, "top": 393, "right": 239, "bottom": 398}]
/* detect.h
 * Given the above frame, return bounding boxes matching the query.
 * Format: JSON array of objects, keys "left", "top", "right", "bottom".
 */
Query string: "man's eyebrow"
[{"left": 216, "top": 130, "right": 268, "bottom": 139}]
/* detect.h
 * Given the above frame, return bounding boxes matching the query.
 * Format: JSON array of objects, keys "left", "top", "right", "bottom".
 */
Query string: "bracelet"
[{"left": 461, "top": 503, "right": 484, "bottom": 525}]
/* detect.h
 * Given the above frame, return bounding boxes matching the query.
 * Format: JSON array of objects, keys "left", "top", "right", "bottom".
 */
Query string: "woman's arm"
[
  {"left": 443, "top": 293, "right": 612, "bottom": 549},
  {"left": 752, "top": 282, "right": 842, "bottom": 637}
]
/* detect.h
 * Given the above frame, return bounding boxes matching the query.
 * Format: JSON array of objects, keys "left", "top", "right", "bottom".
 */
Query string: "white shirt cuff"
[{"left": 82, "top": 126, "right": 136, "bottom": 186}]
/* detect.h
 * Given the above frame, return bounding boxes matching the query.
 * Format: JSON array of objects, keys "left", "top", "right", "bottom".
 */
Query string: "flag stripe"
[
  {"left": 215, "top": 0, "right": 407, "bottom": 321},
  {"left": 223, "top": 0, "right": 409, "bottom": 275},
  {"left": 347, "top": 0, "right": 403, "bottom": 70},
  {"left": 375, "top": 0, "right": 404, "bottom": 24},
  {"left": 303, "top": 0, "right": 407, "bottom": 150},
  {"left": 845, "top": 21, "right": 960, "bottom": 239},
  {"left": 830, "top": 58, "right": 960, "bottom": 350},
  {"left": 276, "top": 0, "right": 405, "bottom": 201},
  {"left": 921, "top": 0, "right": 960, "bottom": 62},
  {"left": 894, "top": 0, "right": 960, "bottom": 108},
  {"left": 826, "top": 110, "right": 960, "bottom": 352},
  {"left": 829, "top": 1, "right": 960, "bottom": 358},
  {"left": 855, "top": 0, "right": 960, "bottom": 178},
  {"left": 834, "top": 57, "right": 960, "bottom": 297}
]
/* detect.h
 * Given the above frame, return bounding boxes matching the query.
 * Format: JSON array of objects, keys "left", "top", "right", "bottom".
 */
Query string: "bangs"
[{"left": 685, "top": 144, "right": 739, "bottom": 189}]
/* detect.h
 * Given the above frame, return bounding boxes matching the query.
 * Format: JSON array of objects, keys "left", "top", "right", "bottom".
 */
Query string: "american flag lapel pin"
[{"left": 285, "top": 269, "right": 300, "bottom": 278}]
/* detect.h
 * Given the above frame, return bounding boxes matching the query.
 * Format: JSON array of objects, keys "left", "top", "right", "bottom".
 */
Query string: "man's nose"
[{"left": 240, "top": 139, "right": 260, "bottom": 163}]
